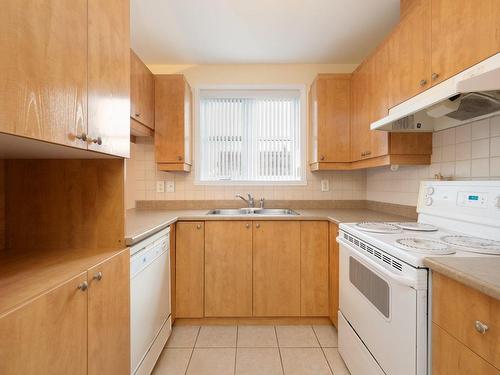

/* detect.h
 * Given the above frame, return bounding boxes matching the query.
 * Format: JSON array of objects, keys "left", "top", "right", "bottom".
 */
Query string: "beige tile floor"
[{"left": 153, "top": 325, "right": 350, "bottom": 375}]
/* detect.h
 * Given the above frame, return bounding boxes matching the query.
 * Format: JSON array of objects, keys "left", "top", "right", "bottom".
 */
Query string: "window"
[{"left": 197, "top": 87, "right": 304, "bottom": 183}]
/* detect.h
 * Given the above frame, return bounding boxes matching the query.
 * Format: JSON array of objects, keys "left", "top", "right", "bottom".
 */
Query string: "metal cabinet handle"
[
  {"left": 431, "top": 72, "right": 440, "bottom": 81},
  {"left": 177, "top": 156, "right": 183, "bottom": 161},
  {"left": 320, "top": 155, "right": 325, "bottom": 161},
  {"left": 196, "top": 224, "right": 202, "bottom": 229},
  {"left": 135, "top": 113, "right": 141, "bottom": 117},
  {"left": 475, "top": 320, "right": 489, "bottom": 334},
  {"left": 89, "top": 136, "right": 102, "bottom": 145},
  {"left": 256, "top": 223, "right": 260, "bottom": 228},
  {"left": 93, "top": 272, "right": 103, "bottom": 281},
  {"left": 419, "top": 79, "right": 428, "bottom": 87},
  {"left": 76, "top": 132, "right": 88, "bottom": 142},
  {"left": 245, "top": 223, "right": 250, "bottom": 229},
  {"left": 77, "top": 281, "right": 88, "bottom": 291}
]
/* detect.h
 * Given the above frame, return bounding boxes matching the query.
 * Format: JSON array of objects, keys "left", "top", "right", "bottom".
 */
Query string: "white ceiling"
[{"left": 131, "top": 0, "right": 400, "bottom": 65}]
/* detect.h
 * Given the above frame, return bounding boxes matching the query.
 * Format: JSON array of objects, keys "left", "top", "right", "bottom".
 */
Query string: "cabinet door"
[
  {"left": 432, "top": 324, "right": 500, "bottom": 375},
  {"left": 329, "top": 222, "right": 340, "bottom": 328},
  {"left": 87, "top": 0, "right": 130, "bottom": 157},
  {"left": 317, "top": 75, "right": 351, "bottom": 163},
  {"left": 205, "top": 221, "right": 253, "bottom": 317},
  {"left": 176, "top": 222, "right": 205, "bottom": 317},
  {"left": 130, "top": 50, "right": 155, "bottom": 129},
  {"left": 87, "top": 250, "right": 130, "bottom": 375},
  {"left": 253, "top": 221, "right": 301, "bottom": 316},
  {"left": 300, "top": 221, "right": 329, "bottom": 316},
  {"left": 350, "top": 64, "right": 371, "bottom": 161},
  {"left": 431, "top": 0, "right": 500, "bottom": 85},
  {"left": 0, "top": 273, "right": 88, "bottom": 375},
  {"left": 0, "top": 0, "right": 87, "bottom": 149},
  {"left": 388, "top": 0, "right": 431, "bottom": 108}
]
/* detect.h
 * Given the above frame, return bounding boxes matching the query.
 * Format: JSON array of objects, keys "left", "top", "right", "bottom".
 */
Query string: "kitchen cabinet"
[
  {"left": 432, "top": 272, "right": 500, "bottom": 370},
  {"left": 431, "top": 0, "right": 500, "bottom": 85},
  {"left": 309, "top": 74, "right": 351, "bottom": 170},
  {"left": 253, "top": 221, "right": 301, "bottom": 316},
  {"left": 350, "top": 62, "right": 371, "bottom": 163},
  {"left": 388, "top": 0, "right": 431, "bottom": 108},
  {"left": 329, "top": 222, "right": 340, "bottom": 328},
  {"left": 130, "top": 49, "right": 155, "bottom": 133},
  {"left": 300, "top": 221, "right": 329, "bottom": 316},
  {"left": 176, "top": 222, "right": 204, "bottom": 318},
  {"left": 0, "top": 0, "right": 130, "bottom": 157},
  {"left": 155, "top": 75, "right": 193, "bottom": 172},
  {"left": 87, "top": 0, "right": 130, "bottom": 157},
  {"left": 0, "top": 273, "right": 88, "bottom": 375},
  {"left": 205, "top": 221, "right": 253, "bottom": 317},
  {"left": 87, "top": 251, "right": 130, "bottom": 375}
]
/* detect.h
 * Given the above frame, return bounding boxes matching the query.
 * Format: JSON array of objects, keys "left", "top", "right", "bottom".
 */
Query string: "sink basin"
[{"left": 206, "top": 208, "right": 299, "bottom": 216}]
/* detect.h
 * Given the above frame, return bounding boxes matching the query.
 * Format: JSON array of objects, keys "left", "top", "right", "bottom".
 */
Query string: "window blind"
[{"left": 199, "top": 90, "right": 302, "bottom": 182}]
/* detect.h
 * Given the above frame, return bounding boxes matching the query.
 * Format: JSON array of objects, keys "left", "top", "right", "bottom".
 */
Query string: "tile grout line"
[
  {"left": 312, "top": 326, "right": 334, "bottom": 375},
  {"left": 275, "top": 325, "right": 285, "bottom": 375},
  {"left": 184, "top": 326, "right": 201, "bottom": 375}
]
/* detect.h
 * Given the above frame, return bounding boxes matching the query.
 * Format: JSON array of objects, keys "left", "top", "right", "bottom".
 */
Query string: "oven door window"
[{"left": 349, "top": 256, "right": 390, "bottom": 318}]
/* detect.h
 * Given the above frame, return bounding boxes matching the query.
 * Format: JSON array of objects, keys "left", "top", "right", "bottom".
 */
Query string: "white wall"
[{"left": 367, "top": 115, "right": 500, "bottom": 206}]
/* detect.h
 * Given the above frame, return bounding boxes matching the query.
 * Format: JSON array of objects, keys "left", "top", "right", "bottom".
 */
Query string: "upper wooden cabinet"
[
  {"left": 155, "top": 75, "right": 193, "bottom": 172},
  {"left": 309, "top": 74, "right": 351, "bottom": 170},
  {"left": 0, "top": 0, "right": 130, "bottom": 157},
  {"left": 130, "top": 50, "right": 155, "bottom": 132},
  {"left": 388, "top": 0, "right": 431, "bottom": 108},
  {"left": 350, "top": 62, "right": 371, "bottom": 163},
  {"left": 431, "top": 0, "right": 500, "bottom": 85}
]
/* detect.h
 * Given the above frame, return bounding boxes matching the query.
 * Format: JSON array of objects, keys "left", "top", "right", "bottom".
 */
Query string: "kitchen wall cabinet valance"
[
  {"left": 130, "top": 50, "right": 155, "bottom": 136},
  {"left": 155, "top": 75, "right": 193, "bottom": 172},
  {"left": 0, "top": 0, "right": 130, "bottom": 158}
]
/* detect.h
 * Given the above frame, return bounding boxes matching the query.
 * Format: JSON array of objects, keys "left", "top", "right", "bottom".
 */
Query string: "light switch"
[
  {"left": 156, "top": 181, "right": 165, "bottom": 193},
  {"left": 166, "top": 181, "right": 175, "bottom": 193},
  {"left": 321, "top": 180, "right": 330, "bottom": 192}
]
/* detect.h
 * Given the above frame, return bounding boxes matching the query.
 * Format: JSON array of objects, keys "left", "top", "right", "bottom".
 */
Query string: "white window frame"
[{"left": 193, "top": 84, "right": 307, "bottom": 185}]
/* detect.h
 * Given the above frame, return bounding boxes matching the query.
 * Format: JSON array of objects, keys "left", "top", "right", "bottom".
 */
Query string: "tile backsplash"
[
  {"left": 367, "top": 115, "right": 500, "bottom": 206},
  {"left": 125, "top": 138, "right": 366, "bottom": 209}
]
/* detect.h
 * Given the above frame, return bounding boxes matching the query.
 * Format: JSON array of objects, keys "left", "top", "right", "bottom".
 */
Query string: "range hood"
[{"left": 372, "top": 53, "right": 500, "bottom": 132}]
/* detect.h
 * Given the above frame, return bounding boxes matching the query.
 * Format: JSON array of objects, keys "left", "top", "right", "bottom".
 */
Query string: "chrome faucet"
[{"left": 236, "top": 193, "right": 255, "bottom": 208}]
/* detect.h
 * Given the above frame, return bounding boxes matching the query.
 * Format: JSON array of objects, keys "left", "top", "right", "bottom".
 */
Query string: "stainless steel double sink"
[{"left": 207, "top": 208, "right": 299, "bottom": 216}]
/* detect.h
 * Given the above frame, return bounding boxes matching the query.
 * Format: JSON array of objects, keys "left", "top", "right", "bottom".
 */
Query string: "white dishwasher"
[{"left": 130, "top": 227, "right": 172, "bottom": 375}]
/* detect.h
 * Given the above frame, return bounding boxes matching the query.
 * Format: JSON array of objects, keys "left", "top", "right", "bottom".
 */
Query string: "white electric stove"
[{"left": 337, "top": 181, "right": 500, "bottom": 375}]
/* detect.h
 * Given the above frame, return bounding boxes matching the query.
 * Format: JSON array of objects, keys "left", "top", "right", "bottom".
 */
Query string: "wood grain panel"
[
  {"left": 88, "top": 0, "right": 130, "bottom": 157},
  {"left": 87, "top": 249, "right": 130, "bottom": 375},
  {"left": 329, "top": 222, "right": 339, "bottom": 327},
  {"left": 432, "top": 272, "right": 500, "bottom": 369},
  {"left": 432, "top": 323, "right": 500, "bottom": 375},
  {"left": 350, "top": 63, "right": 371, "bottom": 162},
  {"left": 300, "top": 221, "right": 329, "bottom": 316},
  {"left": 431, "top": 0, "right": 500, "bottom": 85},
  {"left": 253, "top": 221, "right": 301, "bottom": 317},
  {"left": 176, "top": 222, "right": 204, "bottom": 318},
  {"left": 389, "top": 0, "right": 431, "bottom": 108},
  {"left": 0, "top": 0, "right": 87, "bottom": 149},
  {"left": 205, "top": 221, "right": 253, "bottom": 317},
  {"left": 5, "top": 159, "right": 125, "bottom": 250},
  {"left": 130, "top": 50, "right": 155, "bottom": 129},
  {"left": 0, "top": 273, "right": 88, "bottom": 375},
  {"left": 390, "top": 133, "right": 432, "bottom": 155}
]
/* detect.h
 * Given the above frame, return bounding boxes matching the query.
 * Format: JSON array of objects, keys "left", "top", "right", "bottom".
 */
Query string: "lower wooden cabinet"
[
  {"left": 87, "top": 250, "right": 130, "bottom": 375},
  {"left": 0, "top": 249, "right": 130, "bottom": 375},
  {"left": 176, "top": 222, "right": 205, "bottom": 318},
  {"left": 253, "top": 221, "right": 301, "bottom": 317},
  {"left": 205, "top": 221, "right": 252, "bottom": 317},
  {"left": 329, "top": 222, "right": 340, "bottom": 327},
  {"left": 300, "top": 221, "right": 329, "bottom": 316}
]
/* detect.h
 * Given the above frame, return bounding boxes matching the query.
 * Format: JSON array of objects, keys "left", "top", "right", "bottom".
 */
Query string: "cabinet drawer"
[{"left": 432, "top": 272, "right": 500, "bottom": 368}]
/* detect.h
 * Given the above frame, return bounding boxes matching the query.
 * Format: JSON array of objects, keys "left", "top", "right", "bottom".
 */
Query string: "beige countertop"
[
  {"left": 424, "top": 257, "right": 500, "bottom": 301},
  {"left": 125, "top": 207, "right": 410, "bottom": 246}
]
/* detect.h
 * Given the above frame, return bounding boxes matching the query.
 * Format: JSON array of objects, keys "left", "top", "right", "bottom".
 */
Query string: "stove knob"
[
  {"left": 425, "top": 197, "right": 433, "bottom": 206},
  {"left": 426, "top": 187, "right": 435, "bottom": 195}
]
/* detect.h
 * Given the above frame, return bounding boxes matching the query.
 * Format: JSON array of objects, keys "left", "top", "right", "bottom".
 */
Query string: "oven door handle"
[{"left": 338, "top": 237, "right": 418, "bottom": 289}]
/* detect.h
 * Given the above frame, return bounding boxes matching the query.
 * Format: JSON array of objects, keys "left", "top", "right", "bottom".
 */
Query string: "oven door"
[{"left": 338, "top": 237, "right": 419, "bottom": 375}]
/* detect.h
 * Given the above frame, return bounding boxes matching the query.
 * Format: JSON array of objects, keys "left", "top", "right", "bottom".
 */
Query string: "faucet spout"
[{"left": 236, "top": 193, "right": 255, "bottom": 208}]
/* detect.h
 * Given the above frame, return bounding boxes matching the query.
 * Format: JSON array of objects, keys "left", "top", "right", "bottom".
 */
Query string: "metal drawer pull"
[
  {"left": 89, "top": 136, "right": 103, "bottom": 145},
  {"left": 196, "top": 224, "right": 201, "bottom": 229},
  {"left": 475, "top": 320, "right": 489, "bottom": 334},
  {"left": 77, "top": 281, "right": 88, "bottom": 291},
  {"left": 245, "top": 223, "right": 250, "bottom": 228},
  {"left": 419, "top": 79, "right": 427, "bottom": 87},
  {"left": 93, "top": 272, "right": 103, "bottom": 281},
  {"left": 76, "top": 132, "right": 88, "bottom": 142},
  {"left": 256, "top": 223, "right": 260, "bottom": 228}
]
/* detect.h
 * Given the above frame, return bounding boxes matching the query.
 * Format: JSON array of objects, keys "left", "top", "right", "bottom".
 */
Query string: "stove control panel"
[{"left": 457, "top": 192, "right": 488, "bottom": 208}]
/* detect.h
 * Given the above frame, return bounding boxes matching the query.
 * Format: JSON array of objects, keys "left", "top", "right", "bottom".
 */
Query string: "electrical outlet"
[
  {"left": 156, "top": 181, "right": 165, "bottom": 193},
  {"left": 321, "top": 180, "right": 330, "bottom": 192},
  {"left": 166, "top": 181, "right": 175, "bottom": 193}
]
